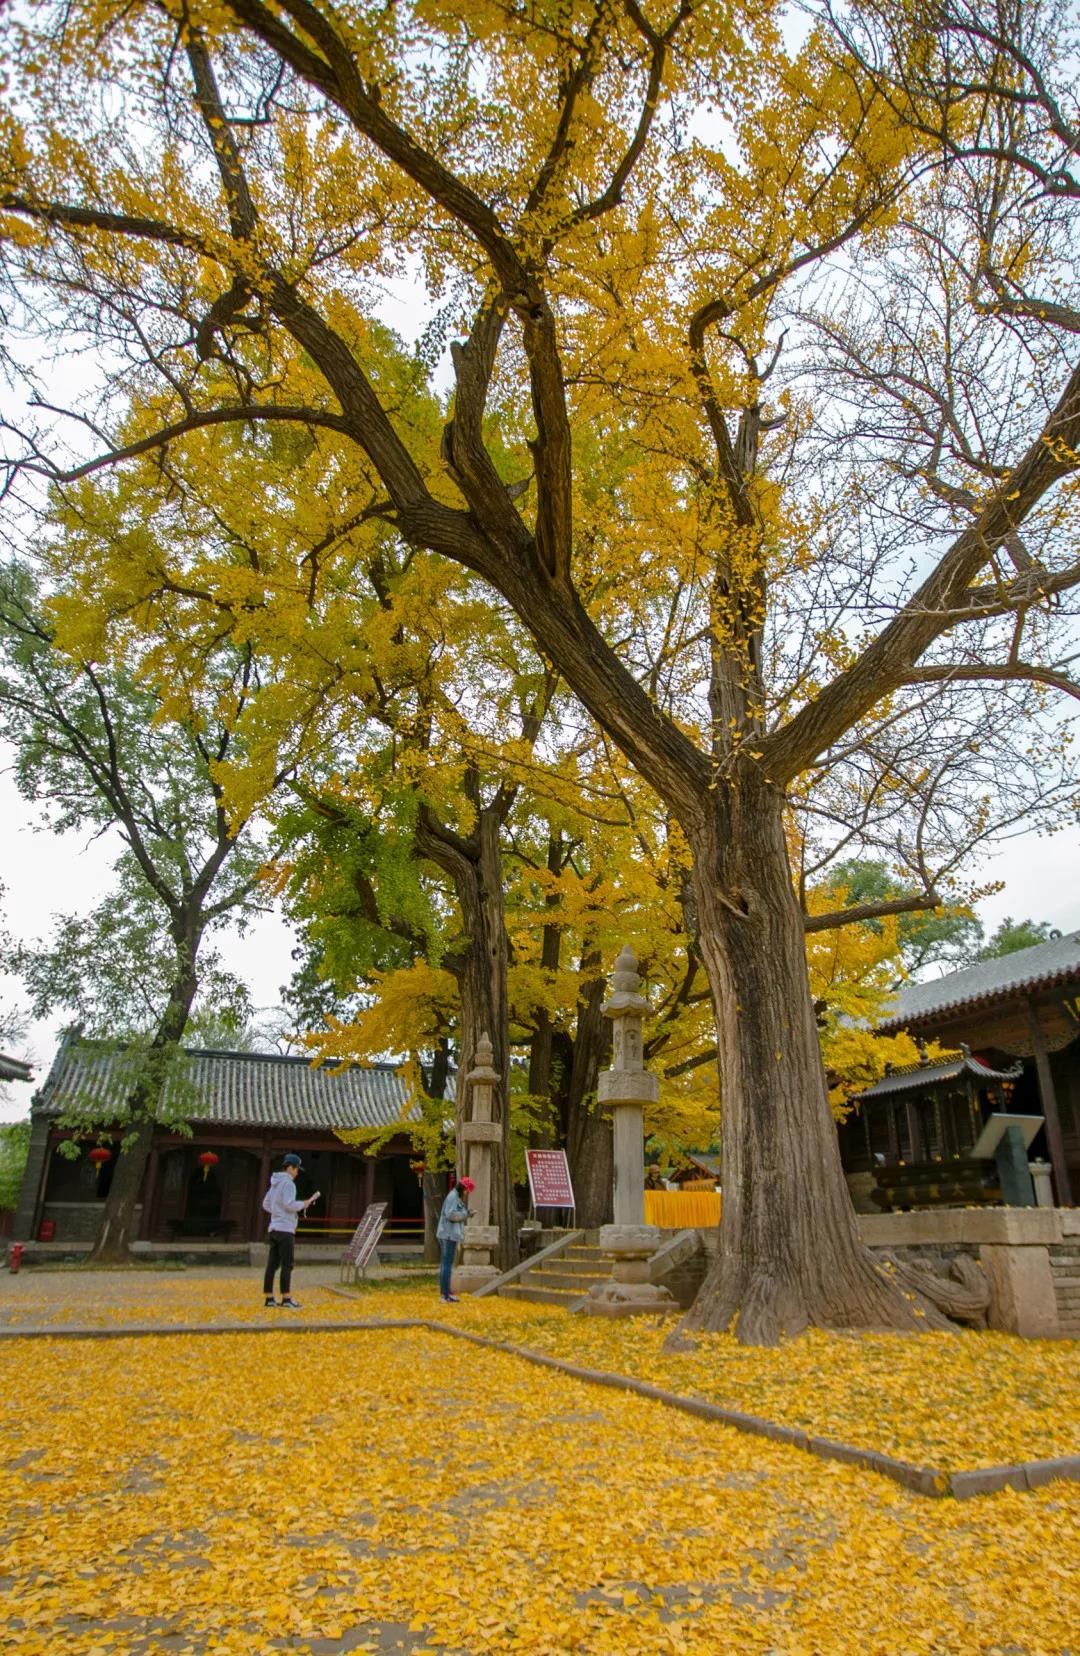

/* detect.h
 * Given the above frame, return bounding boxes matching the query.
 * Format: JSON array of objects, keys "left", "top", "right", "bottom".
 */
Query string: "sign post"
[
  {"left": 339, "top": 1201, "right": 388, "bottom": 1284},
  {"left": 970, "top": 1113, "right": 1045, "bottom": 1207},
  {"left": 525, "top": 1149, "right": 576, "bottom": 1214}
]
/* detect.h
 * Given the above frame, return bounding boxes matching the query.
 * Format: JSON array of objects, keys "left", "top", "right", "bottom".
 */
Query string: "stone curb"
[{"left": 3, "top": 1309, "right": 1077, "bottom": 1503}]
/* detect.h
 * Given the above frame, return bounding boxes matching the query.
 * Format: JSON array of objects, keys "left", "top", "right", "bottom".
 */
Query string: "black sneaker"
[
  {"left": 264, "top": 1296, "right": 278, "bottom": 1307},
  {"left": 280, "top": 1297, "right": 301, "bottom": 1309}
]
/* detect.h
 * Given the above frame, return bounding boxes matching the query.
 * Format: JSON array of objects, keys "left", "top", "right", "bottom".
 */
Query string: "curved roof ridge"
[
  {"left": 31, "top": 1036, "right": 430, "bottom": 1133},
  {"left": 879, "top": 929, "right": 1080, "bottom": 1031}
]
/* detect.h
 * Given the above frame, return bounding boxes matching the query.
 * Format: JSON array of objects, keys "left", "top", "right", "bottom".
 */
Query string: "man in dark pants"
[{"left": 262, "top": 1153, "right": 320, "bottom": 1308}]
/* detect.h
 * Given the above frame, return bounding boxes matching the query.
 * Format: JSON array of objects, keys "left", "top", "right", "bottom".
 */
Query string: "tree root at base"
[{"left": 664, "top": 1247, "right": 977, "bottom": 1348}]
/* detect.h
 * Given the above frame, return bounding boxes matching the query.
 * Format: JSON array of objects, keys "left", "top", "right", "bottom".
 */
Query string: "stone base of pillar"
[
  {"left": 451, "top": 1263, "right": 499, "bottom": 1294},
  {"left": 580, "top": 1222, "right": 678, "bottom": 1319},
  {"left": 598, "top": 1223, "right": 661, "bottom": 1253},
  {"left": 581, "top": 1282, "right": 679, "bottom": 1318}
]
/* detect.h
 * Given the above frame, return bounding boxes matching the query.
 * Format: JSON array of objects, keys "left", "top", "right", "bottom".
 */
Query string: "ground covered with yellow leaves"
[
  {"left": 2, "top": 1266, "right": 1078, "bottom": 1470},
  {"left": 2, "top": 1312, "right": 1079, "bottom": 1656}
]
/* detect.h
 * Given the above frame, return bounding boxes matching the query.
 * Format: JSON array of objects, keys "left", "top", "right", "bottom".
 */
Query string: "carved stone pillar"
[
  {"left": 452, "top": 1032, "right": 500, "bottom": 1294},
  {"left": 582, "top": 946, "right": 676, "bottom": 1320}
]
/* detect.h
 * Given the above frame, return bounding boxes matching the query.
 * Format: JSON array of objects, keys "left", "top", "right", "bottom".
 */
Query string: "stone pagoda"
[
  {"left": 582, "top": 946, "right": 676, "bottom": 1319},
  {"left": 451, "top": 1033, "right": 501, "bottom": 1294}
]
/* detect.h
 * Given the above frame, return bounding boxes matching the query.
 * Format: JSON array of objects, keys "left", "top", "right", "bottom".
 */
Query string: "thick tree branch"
[
  {"left": 442, "top": 299, "right": 525, "bottom": 547},
  {"left": 19, "top": 404, "right": 353, "bottom": 484},
  {"left": 761, "top": 354, "right": 1080, "bottom": 783},
  {"left": 216, "top": 1, "right": 574, "bottom": 581},
  {"left": 222, "top": 0, "right": 524, "bottom": 288},
  {"left": 186, "top": 37, "right": 259, "bottom": 241},
  {"left": 803, "top": 893, "right": 941, "bottom": 934},
  {"left": 0, "top": 194, "right": 204, "bottom": 251},
  {"left": 901, "top": 661, "right": 1080, "bottom": 703},
  {"left": 565, "top": 0, "right": 685, "bottom": 232}
]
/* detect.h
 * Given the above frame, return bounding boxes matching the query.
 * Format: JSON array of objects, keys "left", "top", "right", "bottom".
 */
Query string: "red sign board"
[{"left": 525, "top": 1149, "right": 575, "bottom": 1209}]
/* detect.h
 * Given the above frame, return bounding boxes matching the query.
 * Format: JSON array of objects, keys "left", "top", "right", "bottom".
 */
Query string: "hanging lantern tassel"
[
  {"left": 198, "top": 1151, "right": 219, "bottom": 1182},
  {"left": 88, "top": 1147, "right": 112, "bottom": 1182}
]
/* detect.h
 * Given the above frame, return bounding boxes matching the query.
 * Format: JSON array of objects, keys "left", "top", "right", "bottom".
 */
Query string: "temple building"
[
  {"left": 838, "top": 930, "right": 1080, "bottom": 1211},
  {"left": 13, "top": 1032, "right": 431, "bottom": 1249}
]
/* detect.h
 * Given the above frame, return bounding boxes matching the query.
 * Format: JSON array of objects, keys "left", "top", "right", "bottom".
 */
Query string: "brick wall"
[{"left": 1049, "top": 1241, "right": 1080, "bottom": 1337}]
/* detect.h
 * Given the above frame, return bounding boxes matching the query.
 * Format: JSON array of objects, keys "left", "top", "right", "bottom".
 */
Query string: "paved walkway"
[{"left": 0, "top": 1260, "right": 426, "bottom": 1330}]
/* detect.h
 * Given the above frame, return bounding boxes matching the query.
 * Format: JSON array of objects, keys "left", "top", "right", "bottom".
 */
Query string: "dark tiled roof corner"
[
  {"left": 33, "top": 1041, "right": 417, "bottom": 1132},
  {"left": 0, "top": 1052, "right": 33, "bottom": 1084},
  {"left": 878, "top": 930, "right": 1080, "bottom": 1032},
  {"left": 854, "top": 1052, "right": 1023, "bottom": 1103}
]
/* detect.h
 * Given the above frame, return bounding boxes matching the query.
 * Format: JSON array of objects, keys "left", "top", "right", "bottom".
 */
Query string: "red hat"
[{"left": 457, "top": 1176, "right": 476, "bottom": 1192}]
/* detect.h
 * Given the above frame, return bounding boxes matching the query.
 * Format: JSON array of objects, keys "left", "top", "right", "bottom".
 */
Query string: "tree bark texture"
[
  {"left": 422, "top": 1170, "right": 444, "bottom": 1266},
  {"left": 526, "top": 843, "right": 564, "bottom": 1148},
  {"left": 561, "top": 972, "right": 613, "bottom": 1230},
  {"left": 87, "top": 951, "right": 199, "bottom": 1264},
  {"left": 419, "top": 807, "right": 518, "bottom": 1270},
  {"left": 675, "top": 775, "right": 952, "bottom": 1345},
  {"left": 421, "top": 1039, "right": 451, "bottom": 1264}
]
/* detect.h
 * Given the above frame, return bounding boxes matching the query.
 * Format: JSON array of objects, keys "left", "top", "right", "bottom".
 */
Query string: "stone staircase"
[{"left": 494, "top": 1234, "right": 616, "bottom": 1309}]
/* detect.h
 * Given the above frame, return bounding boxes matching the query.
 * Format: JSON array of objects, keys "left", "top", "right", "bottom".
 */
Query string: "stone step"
[
  {"left": 541, "top": 1256, "right": 615, "bottom": 1274},
  {"left": 527, "top": 1269, "right": 609, "bottom": 1292},
  {"left": 498, "top": 1284, "right": 585, "bottom": 1307},
  {"left": 562, "top": 1246, "right": 618, "bottom": 1263}
]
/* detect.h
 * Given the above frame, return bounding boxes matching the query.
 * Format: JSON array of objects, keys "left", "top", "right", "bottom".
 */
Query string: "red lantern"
[
  {"left": 410, "top": 1159, "right": 426, "bottom": 1185},
  {"left": 88, "top": 1147, "right": 112, "bottom": 1183},
  {"left": 198, "top": 1151, "right": 220, "bottom": 1182}
]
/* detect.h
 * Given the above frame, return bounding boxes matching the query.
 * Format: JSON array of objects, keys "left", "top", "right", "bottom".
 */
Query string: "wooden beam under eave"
[{"left": 1027, "top": 999, "right": 1073, "bottom": 1206}]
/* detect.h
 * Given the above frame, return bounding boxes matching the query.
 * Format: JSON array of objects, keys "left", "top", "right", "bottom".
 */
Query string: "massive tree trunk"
[
  {"left": 87, "top": 945, "right": 199, "bottom": 1264},
  {"left": 526, "top": 839, "right": 564, "bottom": 1147},
  {"left": 419, "top": 805, "right": 518, "bottom": 1271},
  {"left": 527, "top": 919, "right": 613, "bottom": 1227},
  {"left": 421, "top": 1037, "right": 451, "bottom": 1264},
  {"left": 421, "top": 1171, "right": 444, "bottom": 1266},
  {"left": 674, "top": 773, "right": 952, "bottom": 1344},
  {"left": 561, "top": 970, "right": 613, "bottom": 1230}
]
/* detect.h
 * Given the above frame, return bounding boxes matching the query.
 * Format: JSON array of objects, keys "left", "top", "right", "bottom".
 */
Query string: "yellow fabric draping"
[{"left": 643, "top": 1190, "right": 721, "bottom": 1228}]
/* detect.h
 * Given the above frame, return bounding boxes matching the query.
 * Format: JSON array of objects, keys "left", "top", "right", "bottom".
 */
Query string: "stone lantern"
[
  {"left": 582, "top": 946, "right": 676, "bottom": 1319},
  {"left": 451, "top": 1032, "right": 500, "bottom": 1294}
]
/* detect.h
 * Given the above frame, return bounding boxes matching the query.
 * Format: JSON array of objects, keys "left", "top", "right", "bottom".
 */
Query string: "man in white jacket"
[{"left": 262, "top": 1153, "right": 320, "bottom": 1308}]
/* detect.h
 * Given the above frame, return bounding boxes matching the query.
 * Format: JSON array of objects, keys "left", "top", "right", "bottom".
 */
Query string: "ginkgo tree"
[
  {"left": 0, "top": 551, "right": 308, "bottom": 1260},
  {"left": 2, "top": 0, "right": 1078, "bottom": 1339}
]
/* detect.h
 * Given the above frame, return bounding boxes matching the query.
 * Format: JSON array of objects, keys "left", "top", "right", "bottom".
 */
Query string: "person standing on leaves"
[
  {"left": 436, "top": 1176, "right": 474, "bottom": 1303},
  {"left": 262, "top": 1152, "right": 320, "bottom": 1308}
]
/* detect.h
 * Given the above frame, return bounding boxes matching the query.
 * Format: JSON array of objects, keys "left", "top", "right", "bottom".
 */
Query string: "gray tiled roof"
[
  {"left": 854, "top": 1052, "right": 1022, "bottom": 1103},
  {"left": 0, "top": 1052, "right": 33, "bottom": 1083},
  {"left": 34, "top": 1038, "right": 420, "bottom": 1132},
  {"left": 878, "top": 930, "right": 1080, "bottom": 1032}
]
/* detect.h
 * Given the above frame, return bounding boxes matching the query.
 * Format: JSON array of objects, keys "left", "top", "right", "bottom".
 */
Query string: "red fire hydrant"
[{"left": 9, "top": 1242, "right": 24, "bottom": 1273}]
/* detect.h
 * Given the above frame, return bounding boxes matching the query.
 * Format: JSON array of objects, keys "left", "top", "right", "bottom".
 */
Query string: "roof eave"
[{"left": 879, "top": 966, "right": 1080, "bottom": 1035}]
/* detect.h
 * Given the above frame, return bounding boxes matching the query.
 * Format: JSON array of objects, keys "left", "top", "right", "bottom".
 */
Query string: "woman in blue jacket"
[{"left": 436, "top": 1176, "right": 474, "bottom": 1302}]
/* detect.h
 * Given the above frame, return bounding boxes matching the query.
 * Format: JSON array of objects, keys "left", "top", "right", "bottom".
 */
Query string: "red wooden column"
[
  {"left": 362, "top": 1155, "right": 375, "bottom": 1216},
  {"left": 252, "top": 1134, "right": 273, "bottom": 1240},
  {"left": 1027, "top": 1000, "right": 1073, "bottom": 1206},
  {"left": 904, "top": 1100, "right": 921, "bottom": 1161}
]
